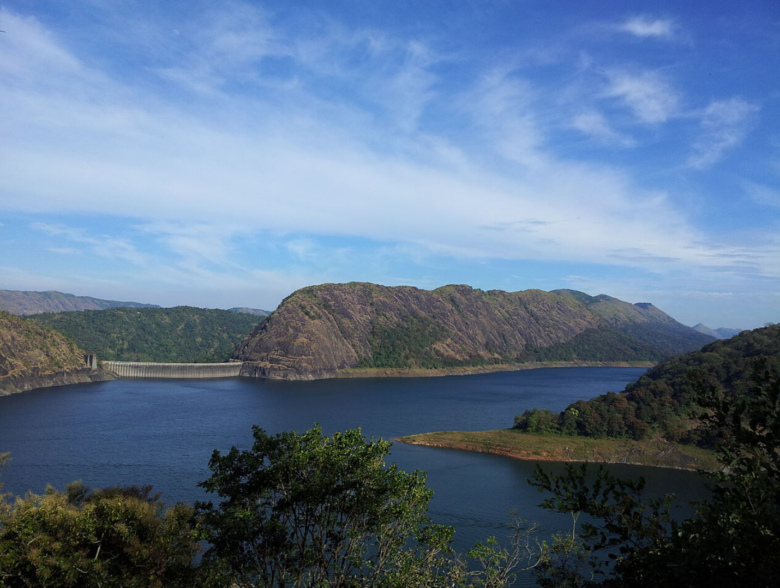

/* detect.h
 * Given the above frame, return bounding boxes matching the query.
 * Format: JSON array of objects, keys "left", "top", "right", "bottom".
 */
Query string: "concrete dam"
[{"left": 103, "top": 361, "right": 243, "bottom": 379}]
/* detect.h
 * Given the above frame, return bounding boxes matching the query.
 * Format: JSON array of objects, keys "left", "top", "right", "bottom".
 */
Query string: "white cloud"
[
  {"left": 603, "top": 70, "right": 679, "bottom": 124},
  {"left": 570, "top": 110, "right": 635, "bottom": 147},
  {"left": 619, "top": 16, "right": 675, "bottom": 39},
  {"left": 0, "top": 4, "right": 776, "bottom": 302},
  {"left": 688, "top": 98, "right": 758, "bottom": 169},
  {"left": 31, "top": 223, "right": 147, "bottom": 266},
  {"left": 743, "top": 181, "right": 780, "bottom": 209}
]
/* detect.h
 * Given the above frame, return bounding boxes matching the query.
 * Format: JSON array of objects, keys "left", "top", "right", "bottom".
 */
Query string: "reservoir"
[{"left": 0, "top": 367, "right": 705, "bottom": 584}]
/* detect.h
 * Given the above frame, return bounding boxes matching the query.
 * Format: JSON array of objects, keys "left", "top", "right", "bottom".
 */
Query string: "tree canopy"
[{"left": 530, "top": 361, "right": 780, "bottom": 587}]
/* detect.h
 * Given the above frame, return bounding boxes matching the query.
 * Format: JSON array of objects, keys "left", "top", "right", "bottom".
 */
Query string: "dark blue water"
[{"left": 0, "top": 368, "right": 706, "bottom": 584}]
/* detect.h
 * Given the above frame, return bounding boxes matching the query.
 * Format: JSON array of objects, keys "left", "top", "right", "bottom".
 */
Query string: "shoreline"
[
  {"left": 335, "top": 361, "right": 654, "bottom": 379},
  {"left": 396, "top": 429, "right": 719, "bottom": 472}
]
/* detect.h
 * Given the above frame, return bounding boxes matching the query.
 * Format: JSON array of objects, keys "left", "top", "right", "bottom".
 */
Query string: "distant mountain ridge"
[
  {"left": 0, "top": 289, "right": 158, "bottom": 315},
  {"left": 228, "top": 307, "right": 272, "bottom": 317},
  {"left": 692, "top": 323, "right": 743, "bottom": 340},
  {"left": 234, "top": 283, "right": 714, "bottom": 380}
]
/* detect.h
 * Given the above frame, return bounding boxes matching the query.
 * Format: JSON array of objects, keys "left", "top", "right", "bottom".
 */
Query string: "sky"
[{"left": 0, "top": 0, "right": 778, "bottom": 329}]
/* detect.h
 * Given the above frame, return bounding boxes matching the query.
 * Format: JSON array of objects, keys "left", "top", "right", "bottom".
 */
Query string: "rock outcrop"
[{"left": 234, "top": 283, "right": 714, "bottom": 380}]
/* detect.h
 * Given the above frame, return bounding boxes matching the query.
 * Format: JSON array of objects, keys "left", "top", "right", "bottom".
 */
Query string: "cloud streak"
[
  {"left": 688, "top": 98, "right": 758, "bottom": 169},
  {"left": 619, "top": 16, "right": 676, "bottom": 39},
  {"left": 0, "top": 3, "right": 777, "bottom": 327}
]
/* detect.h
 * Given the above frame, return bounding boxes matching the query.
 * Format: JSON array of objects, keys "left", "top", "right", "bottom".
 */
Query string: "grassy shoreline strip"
[
  {"left": 336, "top": 361, "right": 653, "bottom": 379},
  {"left": 396, "top": 429, "right": 719, "bottom": 472}
]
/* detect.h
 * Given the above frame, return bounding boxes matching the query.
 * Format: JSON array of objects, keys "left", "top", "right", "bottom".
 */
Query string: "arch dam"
[{"left": 103, "top": 361, "right": 243, "bottom": 379}]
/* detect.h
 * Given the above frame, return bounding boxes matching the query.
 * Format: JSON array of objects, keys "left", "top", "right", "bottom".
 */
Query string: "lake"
[{"left": 0, "top": 367, "right": 706, "bottom": 585}]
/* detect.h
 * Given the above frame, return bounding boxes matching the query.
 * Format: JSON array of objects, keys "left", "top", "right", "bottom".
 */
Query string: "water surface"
[{"left": 0, "top": 368, "right": 706, "bottom": 584}]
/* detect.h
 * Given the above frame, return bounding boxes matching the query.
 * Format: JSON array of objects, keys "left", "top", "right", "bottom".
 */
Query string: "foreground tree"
[
  {"left": 196, "top": 425, "right": 531, "bottom": 588},
  {"left": 530, "top": 360, "right": 780, "bottom": 588},
  {"left": 0, "top": 483, "right": 210, "bottom": 588}
]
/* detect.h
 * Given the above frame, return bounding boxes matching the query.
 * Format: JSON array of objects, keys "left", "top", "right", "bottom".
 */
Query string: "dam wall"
[{"left": 103, "top": 361, "right": 243, "bottom": 379}]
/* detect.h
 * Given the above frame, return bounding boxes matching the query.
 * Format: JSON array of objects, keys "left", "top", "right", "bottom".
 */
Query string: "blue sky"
[{"left": 1, "top": 0, "right": 778, "bottom": 329}]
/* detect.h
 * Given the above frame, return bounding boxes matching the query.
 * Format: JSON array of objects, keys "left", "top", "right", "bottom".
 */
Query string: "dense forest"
[
  {"left": 28, "top": 307, "right": 263, "bottom": 363},
  {"left": 514, "top": 324, "right": 780, "bottom": 444}
]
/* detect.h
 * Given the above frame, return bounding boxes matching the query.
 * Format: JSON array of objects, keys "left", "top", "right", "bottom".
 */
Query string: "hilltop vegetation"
[
  {"left": 29, "top": 307, "right": 263, "bottom": 363},
  {"left": 0, "top": 311, "right": 111, "bottom": 395},
  {"left": 514, "top": 324, "right": 780, "bottom": 444},
  {"left": 0, "top": 289, "right": 157, "bottom": 315},
  {"left": 235, "top": 282, "right": 713, "bottom": 380},
  {"left": 0, "top": 311, "right": 84, "bottom": 377}
]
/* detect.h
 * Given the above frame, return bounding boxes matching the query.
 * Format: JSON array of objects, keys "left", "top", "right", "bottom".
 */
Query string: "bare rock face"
[{"left": 235, "top": 283, "right": 713, "bottom": 380}]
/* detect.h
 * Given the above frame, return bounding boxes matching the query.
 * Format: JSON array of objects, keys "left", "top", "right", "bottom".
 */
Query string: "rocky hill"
[
  {"left": 0, "top": 311, "right": 113, "bottom": 396},
  {"left": 0, "top": 289, "right": 158, "bottom": 315},
  {"left": 29, "top": 307, "right": 263, "bottom": 363},
  {"left": 234, "top": 283, "right": 714, "bottom": 380}
]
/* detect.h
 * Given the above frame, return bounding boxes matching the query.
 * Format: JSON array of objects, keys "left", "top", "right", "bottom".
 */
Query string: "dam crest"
[{"left": 103, "top": 361, "right": 243, "bottom": 379}]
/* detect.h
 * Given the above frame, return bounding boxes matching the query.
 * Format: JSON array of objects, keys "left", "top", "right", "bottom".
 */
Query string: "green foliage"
[
  {"left": 196, "top": 425, "right": 459, "bottom": 587},
  {"left": 0, "top": 311, "right": 84, "bottom": 377},
  {"left": 28, "top": 306, "right": 262, "bottom": 363},
  {"left": 195, "top": 425, "right": 529, "bottom": 588},
  {"left": 0, "top": 483, "right": 212, "bottom": 588},
  {"left": 529, "top": 363, "right": 780, "bottom": 588},
  {"left": 518, "top": 324, "right": 713, "bottom": 364},
  {"left": 359, "top": 315, "right": 460, "bottom": 369},
  {"left": 515, "top": 324, "right": 780, "bottom": 443}
]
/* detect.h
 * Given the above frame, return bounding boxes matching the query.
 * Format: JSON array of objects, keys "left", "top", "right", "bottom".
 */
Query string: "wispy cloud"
[
  {"left": 619, "top": 16, "right": 676, "bottom": 39},
  {"left": 603, "top": 70, "right": 679, "bottom": 124},
  {"left": 688, "top": 98, "right": 758, "bottom": 169},
  {"left": 0, "top": 3, "right": 777, "bottom": 323},
  {"left": 743, "top": 181, "right": 780, "bottom": 209},
  {"left": 570, "top": 110, "right": 636, "bottom": 146},
  {"left": 32, "top": 223, "right": 146, "bottom": 266}
]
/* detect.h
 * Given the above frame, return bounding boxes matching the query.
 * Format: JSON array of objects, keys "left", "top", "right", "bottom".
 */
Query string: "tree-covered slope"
[
  {"left": 234, "top": 283, "right": 713, "bottom": 380},
  {"left": 29, "top": 307, "right": 263, "bottom": 363},
  {"left": 0, "top": 289, "right": 158, "bottom": 315},
  {"left": 514, "top": 324, "right": 780, "bottom": 444},
  {"left": 0, "top": 311, "right": 112, "bottom": 395}
]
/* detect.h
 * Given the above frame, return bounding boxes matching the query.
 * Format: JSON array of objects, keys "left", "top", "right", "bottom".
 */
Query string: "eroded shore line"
[
  {"left": 336, "top": 361, "right": 653, "bottom": 379},
  {"left": 396, "top": 429, "right": 719, "bottom": 472}
]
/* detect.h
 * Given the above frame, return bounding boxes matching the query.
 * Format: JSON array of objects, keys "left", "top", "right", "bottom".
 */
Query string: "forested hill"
[
  {"left": 0, "top": 311, "right": 111, "bottom": 395},
  {"left": 28, "top": 307, "right": 263, "bottom": 363},
  {"left": 514, "top": 324, "right": 780, "bottom": 444},
  {"left": 0, "top": 289, "right": 158, "bottom": 315},
  {"left": 234, "top": 282, "right": 713, "bottom": 380}
]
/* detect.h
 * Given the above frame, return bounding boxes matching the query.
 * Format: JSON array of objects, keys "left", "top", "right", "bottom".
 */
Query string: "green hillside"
[
  {"left": 28, "top": 307, "right": 263, "bottom": 363},
  {"left": 514, "top": 324, "right": 780, "bottom": 444}
]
